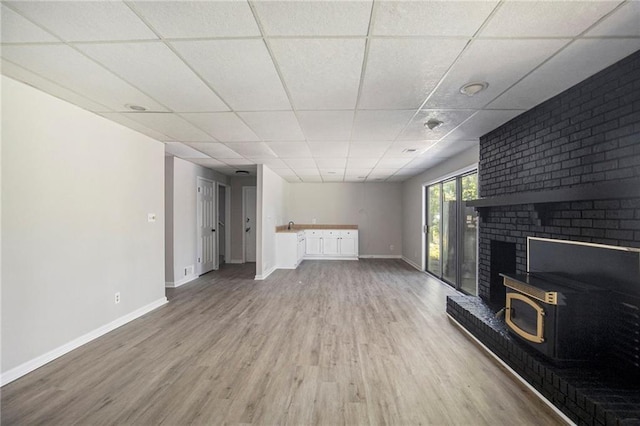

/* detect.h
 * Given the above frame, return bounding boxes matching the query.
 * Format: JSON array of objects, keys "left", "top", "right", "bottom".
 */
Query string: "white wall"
[
  {"left": 401, "top": 146, "right": 479, "bottom": 270},
  {"left": 165, "top": 156, "right": 228, "bottom": 286},
  {"left": 256, "top": 165, "right": 289, "bottom": 279},
  {"left": 287, "top": 183, "right": 403, "bottom": 257},
  {"left": 1, "top": 76, "right": 166, "bottom": 379}
]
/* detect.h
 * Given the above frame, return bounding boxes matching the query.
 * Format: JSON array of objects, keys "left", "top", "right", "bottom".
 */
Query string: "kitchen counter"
[{"left": 275, "top": 224, "right": 358, "bottom": 233}]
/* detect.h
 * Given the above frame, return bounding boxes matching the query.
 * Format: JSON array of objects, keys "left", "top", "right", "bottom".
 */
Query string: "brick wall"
[
  {"left": 480, "top": 49, "right": 640, "bottom": 198},
  {"left": 477, "top": 49, "right": 640, "bottom": 301}
]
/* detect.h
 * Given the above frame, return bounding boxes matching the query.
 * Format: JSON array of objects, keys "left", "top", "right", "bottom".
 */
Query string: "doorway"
[
  {"left": 216, "top": 183, "right": 230, "bottom": 268},
  {"left": 243, "top": 186, "right": 257, "bottom": 263},
  {"left": 197, "top": 177, "right": 216, "bottom": 276}
]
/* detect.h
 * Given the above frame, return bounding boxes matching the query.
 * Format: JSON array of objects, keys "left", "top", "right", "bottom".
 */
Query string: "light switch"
[{"left": 148, "top": 213, "right": 156, "bottom": 222}]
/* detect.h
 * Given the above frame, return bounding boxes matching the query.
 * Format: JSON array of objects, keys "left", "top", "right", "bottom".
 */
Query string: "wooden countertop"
[{"left": 276, "top": 224, "right": 358, "bottom": 233}]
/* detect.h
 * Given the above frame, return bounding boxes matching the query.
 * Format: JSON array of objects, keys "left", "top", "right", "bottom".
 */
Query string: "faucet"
[{"left": 288, "top": 221, "right": 295, "bottom": 230}]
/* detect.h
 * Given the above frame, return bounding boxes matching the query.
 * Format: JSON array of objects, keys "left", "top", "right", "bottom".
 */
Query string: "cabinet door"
[
  {"left": 306, "top": 236, "right": 322, "bottom": 255},
  {"left": 339, "top": 237, "right": 357, "bottom": 256},
  {"left": 323, "top": 236, "right": 340, "bottom": 255}
]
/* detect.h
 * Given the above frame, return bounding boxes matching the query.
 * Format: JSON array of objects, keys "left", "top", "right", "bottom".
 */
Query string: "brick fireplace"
[{"left": 447, "top": 49, "right": 640, "bottom": 425}]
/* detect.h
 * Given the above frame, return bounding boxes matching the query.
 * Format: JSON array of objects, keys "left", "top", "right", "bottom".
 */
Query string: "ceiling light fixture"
[
  {"left": 125, "top": 104, "right": 147, "bottom": 111},
  {"left": 235, "top": 170, "right": 249, "bottom": 175},
  {"left": 424, "top": 119, "right": 444, "bottom": 131},
  {"left": 459, "top": 81, "right": 489, "bottom": 96}
]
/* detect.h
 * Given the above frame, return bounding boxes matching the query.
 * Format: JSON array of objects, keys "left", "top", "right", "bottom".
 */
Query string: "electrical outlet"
[
  {"left": 390, "top": 245, "right": 395, "bottom": 251},
  {"left": 115, "top": 292, "right": 121, "bottom": 304}
]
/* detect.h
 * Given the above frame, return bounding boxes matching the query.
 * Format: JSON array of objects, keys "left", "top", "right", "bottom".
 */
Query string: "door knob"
[{"left": 212, "top": 229, "right": 216, "bottom": 232}]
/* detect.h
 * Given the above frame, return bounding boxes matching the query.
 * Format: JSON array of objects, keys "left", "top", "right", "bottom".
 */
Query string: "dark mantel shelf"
[{"left": 466, "top": 178, "right": 640, "bottom": 209}]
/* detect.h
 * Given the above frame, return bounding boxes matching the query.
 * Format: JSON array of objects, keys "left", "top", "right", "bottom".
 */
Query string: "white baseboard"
[
  {"left": 255, "top": 265, "right": 276, "bottom": 280},
  {"left": 227, "top": 259, "right": 244, "bottom": 264},
  {"left": 0, "top": 297, "right": 168, "bottom": 387},
  {"left": 447, "top": 315, "right": 575, "bottom": 426},
  {"left": 165, "top": 273, "right": 198, "bottom": 288},
  {"left": 359, "top": 255, "right": 402, "bottom": 259},
  {"left": 402, "top": 256, "right": 422, "bottom": 271},
  {"left": 304, "top": 256, "right": 358, "bottom": 261}
]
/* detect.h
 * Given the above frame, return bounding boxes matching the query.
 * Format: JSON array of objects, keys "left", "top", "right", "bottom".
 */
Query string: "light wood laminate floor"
[{"left": 1, "top": 260, "right": 563, "bottom": 425}]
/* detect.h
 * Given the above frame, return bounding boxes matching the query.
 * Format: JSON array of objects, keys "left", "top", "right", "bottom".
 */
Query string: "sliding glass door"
[{"left": 426, "top": 171, "right": 478, "bottom": 295}]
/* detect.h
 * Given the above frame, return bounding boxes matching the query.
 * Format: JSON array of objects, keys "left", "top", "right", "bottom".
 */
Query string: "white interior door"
[
  {"left": 243, "top": 186, "right": 257, "bottom": 262},
  {"left": 197, "top": 177, "right": 216, "bottom": 275}
]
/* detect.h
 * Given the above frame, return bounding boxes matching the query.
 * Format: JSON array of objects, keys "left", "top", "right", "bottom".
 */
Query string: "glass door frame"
[{"left": 424, "top": 169, "right": 478, "bottom": 295}]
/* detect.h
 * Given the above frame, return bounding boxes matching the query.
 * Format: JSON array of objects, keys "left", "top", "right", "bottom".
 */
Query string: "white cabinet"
[
  {"left": 304, "top": 229, "right": 358, "bottom": 260},
  {"left": 276, "top": 231, "right": 305, "bottom": 269},
  {"left": 305, "top": 230, "right": 323, "bottom": 255}
]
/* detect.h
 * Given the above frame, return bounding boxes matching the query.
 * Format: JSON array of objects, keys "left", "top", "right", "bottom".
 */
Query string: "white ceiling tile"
[
  {"left": 2, "top": 59, "right": 109, "bottom": 112},
  {"left": 369, "top": 167, "right": 396, "bottom": 175},
  {"left": 359, "top": 38, "right": 468, "bottom": 109},
  {"left": 223, "top": 143, "right": 276, "bottom": 159},
  {"left": 164, "top": 142, "right": 210, "bottom": 159},
  {"left": 1, "top": 4, "right": 59, "bottom": 43},
  {"left": 444, "top": 110, "right": 523, "bottom": 142},
  {"left": 394, "top": 167, "right": 429, "bottom": 176},
  {"left": 423, "top": 139, "right": 479, "bottom": 159},
  {"left": 586, "top": 2, "right": 640, "bottom": 37},
  {"left": 273, "top": 168, "right": 298, "bottom": 178},
  {"left": 308, "top": 142, "right": 350, "bottom": 158},
  {"left": 488, "top": 38, "right": 640, "bottom": 110},
  {"left": 7, "top": 1, "right": 156, "bottom": 42},
  {"left": 300, "top": 176, "right": 324, "bottom": 183},
  {"left": 296, "top": 111, "right": 354, "bottom": 141},
  {"left": 323, "top": 175, "right": 344, "bottom": 182},
  {"left": 373, "top": 1, "right": 498, "bottom": 36},
  {"left": 386, "top": 175, "right": 409, "bottom": 182},
  {"left": 254, "top": 1, "right": 371, "bottom": 36},
  {"left": 256, "top": 158, "right": 290, "bottom": 169},
  {"left": 315, "top": 158, "right": 347, "bottom": 169},
  {"left": 212, "top": 167, "right": 243, "bottom": 176},
  {"left": 130, "top": 1, "right": 260, "bottom": 38},
  {"left": 181, "top": 113, "right": 259, "bottom": 142},
  {"left": 222, "top": 158, "right": 256, "bottom": 166},
  {"left": 122, "top": 113, "right": 214, "bottom": 142},
  {"left": 77, "top": 42, "right": 228, "bottom": 113},
  {"left": 266, "top": 142, "right": 312, "bottom": 158},
  {"left": 404, "top": 155, "right": 447, "bottom": 169},
  {"left": 185, "top": 143, "right": 243, "bottom": 159},
  {"left": 238, "top": 111, "right": 305, "bottom": 141},
  {"left": 345, "top": 168, "right": 372, "bottom": 177},
  {"left": 375, "top": 158, "right": 412, "bottom": 168},
  {"left": 481, "top": 1, "right": 619, "bottom": 37},
  {"left": 1, "top": 45, "right": 168, "bottom": 112},
  {"left": 188, "top": 158, "right": 228, "bottom": 168},
  {"left": 384, "top": 140, "right": 435, "bottom": 158},
  {"left": 270, "top": 39, "right": 365, "bottom": 109},
  {"left": 284, "top": 158, "right": 318, "bottom": 169},
  {"left": 424, "top": 39, "right": 569, "bottom": 109},
  {"left": 100, "top": 112, "right": 171, "bottom": 141},
  {"left": 348, "top": 142, "right": 393, "bottom": 158},
  {"left": 399, "top": 110, "right": 476, "bottom": 141},
  {"left": 347, "top": 158, "right": 379, "bottom": 168},
  {"left": 171, "top": 40, "right": 290, "bottom": 111},
  {"left": 285, "top": 176, "right": 303, "bottom": 183},
  {"left": 295, "top": 169, "right": 321, "bottom": 177},
  {"left": 351, "top": 110, "right": 415, "bottom": 141},
  {"left": 319, "top": 168, "right": 346, "bottom": 176}
]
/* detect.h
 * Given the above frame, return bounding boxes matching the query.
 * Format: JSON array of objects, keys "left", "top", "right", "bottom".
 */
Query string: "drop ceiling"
[{"left": 2, "top": 1, "right": 639, "bottom": 183}]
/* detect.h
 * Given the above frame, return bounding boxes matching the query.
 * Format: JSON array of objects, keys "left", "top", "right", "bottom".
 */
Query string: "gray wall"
[
  {"left": 401, "top": 146, "right": 479, "bottom": 269},
  {"left": 229, "top": 176, "right": 257, "bottom": 262},
  {"left": 2, "top": 76, "right": 166, "bottom": 375},
  {"left": 165, "top": 156, "right": 228, "bottom": 284},
  {"left": 287, "top": 183, "right": 403, "bottom": 257}
]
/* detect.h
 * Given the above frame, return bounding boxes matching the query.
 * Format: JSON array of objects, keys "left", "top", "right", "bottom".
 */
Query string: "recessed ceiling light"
[
  {"left": 459, "top": 81, "right": 489, "bottom": 96},
  {"left": 125, "top": 104, "right": 147, "bottom": 111},
  {"left": 235, "top": 170, "right": 249, "bottom": 175},
  {"left": 424, "top": 119, "right": 444, "bottom": 130},
  {"left": 402, "top": 148, "right": 418, "bottom": 153}
]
